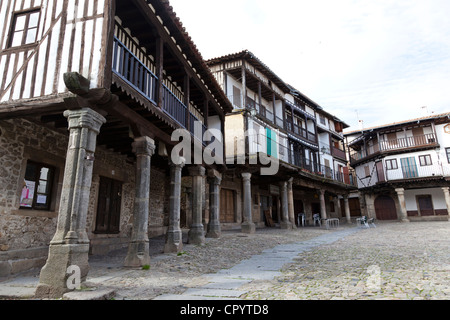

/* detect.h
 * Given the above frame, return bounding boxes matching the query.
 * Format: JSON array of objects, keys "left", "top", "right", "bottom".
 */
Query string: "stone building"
[
  {"left": 0, "top": 0, "right": 232, "bottom": 298},
  {"left": 345, "top": 112, "right": 450, "bottom": 222},
  {"left": 206, "top": 51, "right": 357, "bottom": 231}
]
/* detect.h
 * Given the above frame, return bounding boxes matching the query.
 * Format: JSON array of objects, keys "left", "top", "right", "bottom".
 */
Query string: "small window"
[
  {"left": 232, "top": 86, "right": 241, "bottom": 108},
  {"left": 419, "top": 155, "right": 432, "bottom": 166},
  {"left": 8, "top": 9, "right": 41, "bottom": 48},
  {"left": 20, "top": 161, "right": 55, "bottom": 210},
  {"left": 385, "top": 159, "right": 398, "bottom": 170},
  {"left": 446, "top": 148, "right": 450, "bottom": 164},
  {"left": 364, "top": 165, "right": 371, "bottom": 177},
  {"left": 319, "top": 115, "right": 326, "bottom": 126}
]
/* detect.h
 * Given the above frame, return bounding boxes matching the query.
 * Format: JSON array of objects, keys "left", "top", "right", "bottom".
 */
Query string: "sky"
[{"left": 168, "top": 0, "right": 450, "bottom": 132}]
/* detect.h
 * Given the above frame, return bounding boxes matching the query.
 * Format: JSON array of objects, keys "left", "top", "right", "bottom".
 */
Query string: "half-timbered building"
[
  {"left": 0, "top": 0, "right": 232, "bottom": 298},
  {"left": 345, "top": 112, "right": 450, "bottom": 222},
  {"left": 206, "top": 51, "right": 357, "bottom": 232}
]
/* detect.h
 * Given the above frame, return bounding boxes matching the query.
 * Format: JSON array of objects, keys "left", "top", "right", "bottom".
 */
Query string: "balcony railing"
[
  {"left": 112, "top": 36, "right": 206, "bottom": 142},
  {"left": 112, "top": 37, "right": 157, "bottom": 104},
  {"left": 162, "top": 83, "right": 187, "bottom": 128},
  {"left": 380, "top": 133, "right": 437, "bottom": 151},
  {"left": 385, "top": 163, "right": 450, "bottom": 181},
  {"left": 286, "top": 121, "right": 317, "bottom": 144},
  {"left": 247, "top": 134, "right": 350, "bottom": 185},
  {"left": 350, "top": 133, "right": 438, "bottom": 164},
  {"left": 332, "top": 146, "right": 346, "bottom": 160}
]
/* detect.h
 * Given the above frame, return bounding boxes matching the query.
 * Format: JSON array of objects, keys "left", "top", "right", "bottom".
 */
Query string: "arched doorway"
[{"left": 374, "top": 195, "right": 397, "bottom": 220}]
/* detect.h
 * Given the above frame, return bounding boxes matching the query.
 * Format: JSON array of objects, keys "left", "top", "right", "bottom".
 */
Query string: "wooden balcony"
[
  {"left": 350, "top": 133, "right": 439, "bottom": 164},
  {"left": 112, "top": 36, "right": 206, "bottom": 139},
  {"left": 332, "top": 146, "right": 346, "bottom": 161},
  {"left": 286, "top": 121, "right": 317, "bottom": 144}
]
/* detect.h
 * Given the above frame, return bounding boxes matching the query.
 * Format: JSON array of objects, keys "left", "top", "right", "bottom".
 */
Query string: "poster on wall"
[{"left": 20, "top": 180, "right": 35, "bottom": 208}]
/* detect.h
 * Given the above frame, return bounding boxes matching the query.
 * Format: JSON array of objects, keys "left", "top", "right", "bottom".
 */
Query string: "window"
[
  {"left": 319, "top": 115, "right": 327, "bottom": 126},
  {"left": 364, "top": 165, "right": 371, "bottom": 177},
  {"left": 385, "top": 159, "right": 398, "bottom": 170},
  {"left": 20, "top": 161, "right": 55, "bottom": 210},
  {"left": 8, "top": 9, "right": 41, "bottom": 48},
  {"left": 419, "top": 154, "right": 432, "bottom": 166},
  {"left": 232, "top": 86, "right": 241, "bottom": 108},
  {"left": 446, "top": 148, "right": 450, "bottom": 164}
]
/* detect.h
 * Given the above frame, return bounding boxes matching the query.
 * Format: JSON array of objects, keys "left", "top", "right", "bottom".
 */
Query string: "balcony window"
[
  {"left": 385, "top": 159, "right": 398, "bottom": 170},
  {"left": 8, "top": 9, "right": 41, "bottom": 48},
  {"left": 419, "top": 154, "right": 432, "bottom": 166}
]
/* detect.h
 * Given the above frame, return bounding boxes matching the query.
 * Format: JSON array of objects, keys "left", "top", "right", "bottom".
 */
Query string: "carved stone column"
[
  {"left": 164, "top": 159, "right": 186, "bottom": 253},
  {"left": 344, "top": 194, "right": 352, "bottom": 224},
  {"left": 280, "top": 181, "right": 293, "bottom": 229},
  {"left": 319, "top": 189, "right": 327, "bottom": 220},
  {"left": 35, "top": 108, "right": 106, "bottom": 299},
  {"left": 124, "top": 137, "right": 156, "bottom": 267},
  {"left": 206, "top": 169, "right": 222, "bottom": 238},
  {"left": 287, "top": 178, "right": 296, "bottom": 228},
  {"left": 241, "top": 173, "right": 255, "bottom": 234},
  {"left": 395, "top": 188, "right": 410, "bottom": 222},
  {"left": 442, "top": 187, "right": 450, "bottom": 216},
  {"left": 188, "top": 166, "right": 206, "bottom": 245}
]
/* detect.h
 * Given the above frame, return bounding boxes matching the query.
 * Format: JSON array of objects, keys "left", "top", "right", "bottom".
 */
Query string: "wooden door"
[
  {"left": 374, "top": 195, "right": 397, "bottom": 220},
  {"left": 95, "top": 177, "right": 122, "bottom": 234},
  {"left": 376, "top": 161, "right": 386, "bottom": 182},
  {"left": 220, "top": 189, "right": 235, "bottom": 223},
  {"left": 417, "top": 195, "right": 434, "bottom": 216}
]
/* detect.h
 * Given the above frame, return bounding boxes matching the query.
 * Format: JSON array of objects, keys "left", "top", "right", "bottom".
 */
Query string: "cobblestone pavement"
[
  {"left": 1, "top": 221, "right": 449, "bottom": 300},
  {"left": 240, "top": 221, "right": 450, "bottom": 300}
]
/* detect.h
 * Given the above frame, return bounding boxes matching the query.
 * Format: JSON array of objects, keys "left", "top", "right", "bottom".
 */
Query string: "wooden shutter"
[
  {"left": 220, "top": 189, "right": 235, "bottom": 223},
  {"left": 95, "top": 177, "right": 122, "bottom": 234}
]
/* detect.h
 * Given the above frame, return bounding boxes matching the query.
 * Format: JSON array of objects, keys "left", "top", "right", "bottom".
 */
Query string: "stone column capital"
[
  {"left": 442, "top": 187, "right": 449, "bottom": 193},
  {"left": 132, "top": 136, "right": 156, "bottom": 157},
  {"left": 319, "top": 189, "right": 326, "bottom": 196},
  {"left": 169, "top": 157, "right": 186, "bottom": 169},
  {"left": 188, "top": 165, "right": 206, "bottom": 177},
  {"left": 279, "top": 181, "right": 288, "bottom": 190},
  {"left": 395, "top": 188, "right": 405, "bottom": 195},
  {"left": 207, "top": 169, "right": 222, "bottom": 185},
  {"left": 241, "top": 172, "right": 252, "bottom": 181},
  {"left": 64, "top": 108, "right": 106, "bottom": 133},
  {"left": 287, "top": 177, "right": 294, "bottom": 187}
]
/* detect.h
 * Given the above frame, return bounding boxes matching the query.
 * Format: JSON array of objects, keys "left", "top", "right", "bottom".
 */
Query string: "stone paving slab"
[{"left": 154, "top": 228, "right": 359, "bottom": 300}]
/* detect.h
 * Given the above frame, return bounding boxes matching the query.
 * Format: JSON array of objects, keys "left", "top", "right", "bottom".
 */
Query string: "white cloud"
[{"left": 169, "top": 0, "right": 450, "bottom": 130}]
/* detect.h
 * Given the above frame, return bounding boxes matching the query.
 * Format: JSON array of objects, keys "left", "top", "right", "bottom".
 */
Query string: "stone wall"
[{"left": 0, "top": 118, "right": 170, "bottom": 277}]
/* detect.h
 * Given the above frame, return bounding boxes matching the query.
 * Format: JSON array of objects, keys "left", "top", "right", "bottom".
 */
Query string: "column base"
[
  {"left": 164, "top": 230, "right": 183, "bottom": 253},
  {"left": 188, "top": 225, "right": 206, "bottom": 245},
  {"left": 35, "top": 243, "right": 90, "bottom": 299},
  {"left": 400, "top": 218, "right": 410, "bottom": 223},
  {"left": 280, "top": 221, "right": 293, "bottom": 230},
  {"left": 241, "top": 222, "right": 256, "bottom": 234},
  {"left": 124, "top": 241, "right": 150, "bottom": 268},
  {"left": 206, "top": 222, "right": 221, "bottom": 239}
]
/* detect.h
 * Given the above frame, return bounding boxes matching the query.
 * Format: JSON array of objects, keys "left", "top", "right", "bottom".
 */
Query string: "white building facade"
[
  {"left": 207, "top": 51, "right": 355, "bottom": 229},
  {"left": 345, "top": 113, "right": 450, "bottom": 221}
]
